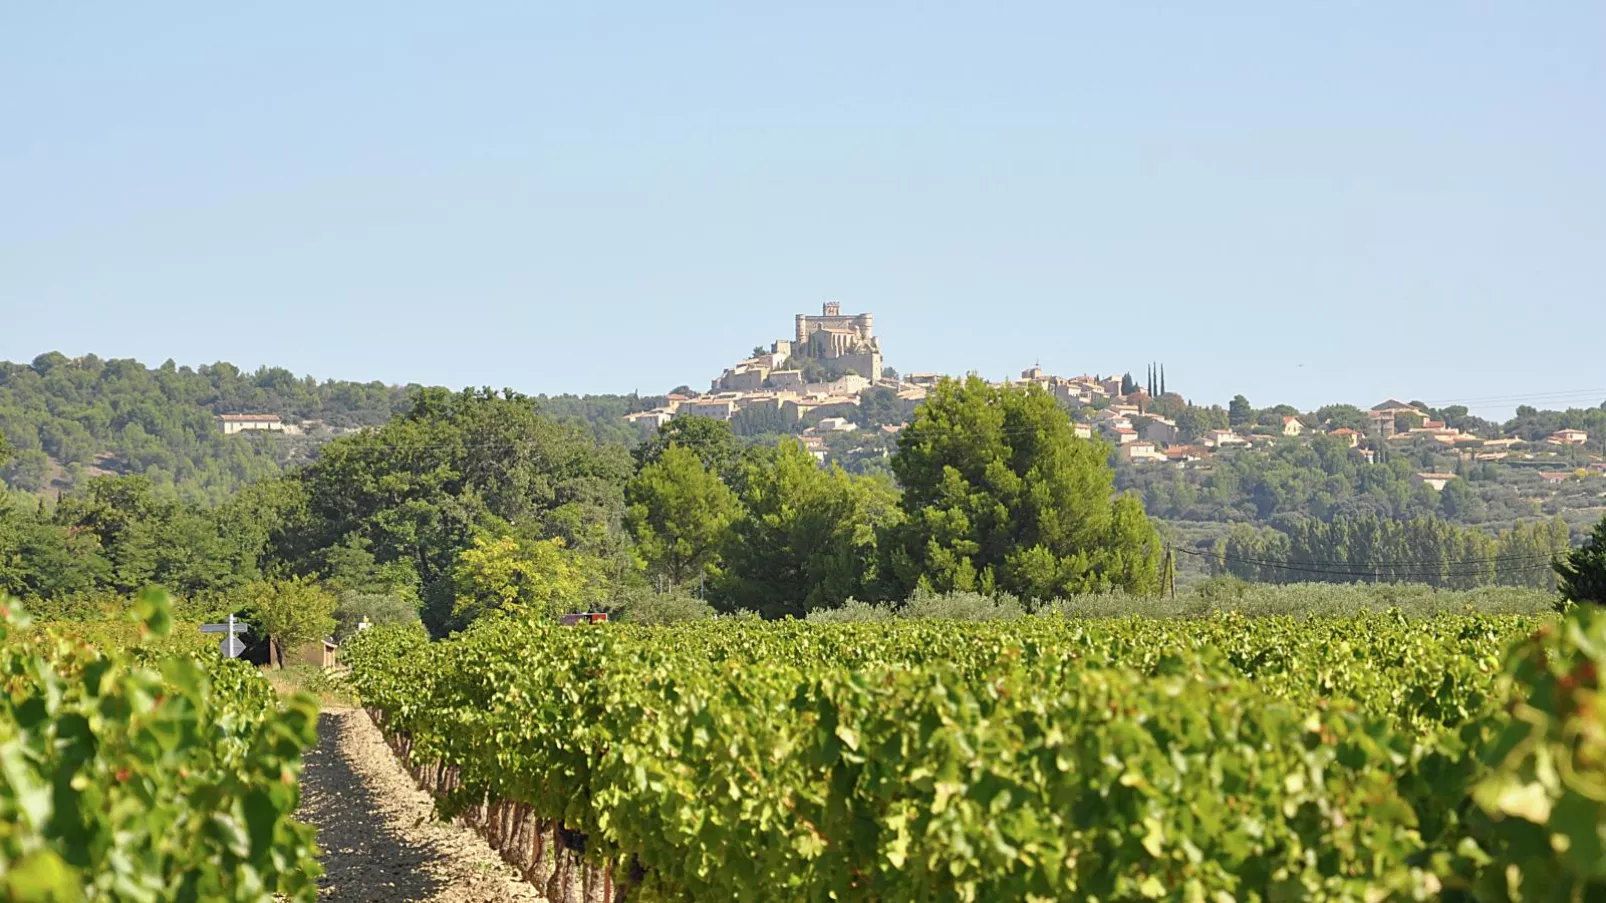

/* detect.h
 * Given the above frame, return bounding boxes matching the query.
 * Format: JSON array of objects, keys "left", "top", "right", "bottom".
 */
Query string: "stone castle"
[
  {"left": 790, "top": 301, "right": 882, "bottom": 380},
  {"left": 708, "top": 301, "right": 884, "bottom": 394}
]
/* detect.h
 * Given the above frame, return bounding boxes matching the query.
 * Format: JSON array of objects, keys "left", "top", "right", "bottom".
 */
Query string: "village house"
[
  {"left": 219, "top": 413, "right": 287, "bottom": 435},
  {"left": 1143, "top": 416, "right": 1178, "bottom": 445},
  {"left": 1165, "top": 445, "right": 1209, "bottom": 466},
  {"left": 1415, "top": 473, "right": 1457, "bottom": 492},
  {"left": 815, "top": 417, "right": 858, "bottom": 433},
  {"left": 1281, "top": 416, "right": 1304, "bottom": 437},
  {"left": 1119, "top": 441, "right": 1167, "bottom": 464},
  {"left": 1203, "top": 429, "right": 1248, "bottom": 449},
  {"left": 1329, "top": 427, "right": 1362, "bottom": 448},
  {"left": 1549, "top": 429, "right": 1590, "bottom": 446},
  {"left": 1537, "top": 471, "right": 1571, "bottom": 485},
  {"left": 1109, "top": 426, "right": 1139, "bottom": 446},
  {"left": 798, "top": 435, "right": 828, "bottom": 464},
  {"left": 784, "top": 395, "right": 860, "bottom": 424},
  {"left": 624, "top": 409, "right": 675, "bottom": 429},
  {"left": 1368, "top": 399, "right": 1423, "bottom": 438},
  {"left": 677, "top": 398, "right": 738, "bottom": 421},
  {"left": 1073, "top": 423, "right": 1093, "bottom": 440}
]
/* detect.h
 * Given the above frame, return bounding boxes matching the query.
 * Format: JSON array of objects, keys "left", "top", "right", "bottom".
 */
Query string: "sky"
[{"left": 3, "top": 3, "right": 1603, "bottom": 419}]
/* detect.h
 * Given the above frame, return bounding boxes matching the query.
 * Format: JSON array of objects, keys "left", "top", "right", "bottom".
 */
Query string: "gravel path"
[{"left": 298, "top": 708, "right": 545, "bottom": 902}]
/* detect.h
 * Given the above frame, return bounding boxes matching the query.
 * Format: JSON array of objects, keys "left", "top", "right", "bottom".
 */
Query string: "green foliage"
[
  {"left": 626, "top": 444, "right": 740, "bottom": 587},
  {"left": 1453, "top": 608, "right": 1606, "bottom": 897},
  {"left": 450, "top": 533, "right": 588, "bottom": 625},
  {"left": 887, "top": 376, "right": 1162, "bottom": 600},
  {"left": 716, "top": 441, "right": 896, "bottom": 617},
  {"left": 534, "top": 393, "right": 666, "bottom": 446},
  {"left": 849, "top": 386, "right": 907, "bottom": 429},
  {"left": 729, "top": 402, "right": 793, "bottom": 438},
  {"left": 0, "top": 354, "right": 413, "bottom": 502},
  {"left": 290, "top": 388, "right": 630, "bottom": 635},
  {"left": 0, "top": 475, "right": 283, "bottom": 606},
  {"left": 331, "top": 590, "right": 420, "bottom": 640},
  {"left": 607, "top": 584, "right": 716, "bottom": 625},
  {"left": 1316, "top": 403, "right": 1370, "bottom": 432},
  {"left": 230, "top": 576, "right": 337, "bottom": 667},
  {"left": 345, "top": 605, "right": 1606, "bottom": 900},
  {"left": 267, "top": 580, "right": 342, "bottom": 663},
  {"left": 1555, "top": 515, "right": 1606, "bottom": 607},
  {"left": 1173, "top": 404, "right": 1229, "bottom": 442},
  {"left": 632, "top": 416, "right": 741, "bottom": 478},
  {"left": 0, "top": 589, "right": 321, "bottom": 901},
  {"left": 1228, "top": 394, "right": 1253, "bottom": 427},
  {"left": 1218, "top": 513, "right": 1570, "bottom": 590},
  {"left": 1123, "top": 432, "right": 1546, "bottom": 526}
]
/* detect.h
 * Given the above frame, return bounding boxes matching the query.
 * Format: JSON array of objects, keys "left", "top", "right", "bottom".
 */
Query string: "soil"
[{"left": 298, "top": 707, "right": 546, "bottom": 902}]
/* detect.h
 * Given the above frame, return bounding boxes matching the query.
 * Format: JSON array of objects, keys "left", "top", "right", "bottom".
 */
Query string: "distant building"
[
  {"left": 1415, "top": 473, "right": 1457, "bottom": 492},
  {"left": 1368, "top": 399, "right": 1423, "bottom": 438},
  {"left": 815, "top": 417, "right": 858, "bottom": 433},
  {"left": 1144, "top": 416, "right": 1178, "bottom": 446},
  {"left": 1204, "top": 429, "right": 1248, "bottom": 449},
  {"left": 1165, "top": 445, "right": 1209, "bottom": 465},
  {"left": 1549, "top": 429, "right": 1590, "bottom": 446},
  {"left": 677, "top": 399, "right": 738, "bottom": 421},
  {"left": 793, "top": 301, "right": 882, "bottom": 380},
  {"left": 1538, "top": 471, "right": 1572, "bottom": 485},
  {"left": 219, "top": 414, "right": 286, "bottom": 435},
  {"left": 1119, "top": 441, "right": 1166, "bottom": 464},
  {"left": 625, "top": 410, "right": 675, "bottom": 429},
  {"left": 768, "top": 370, "right": 805, "bottom": 390},
  {"left": 1281, "top": 416, "right": 1304, "bottom": 437},
  {"left": 1329, "top": 427, "right": 1362, "bottom": 448}
]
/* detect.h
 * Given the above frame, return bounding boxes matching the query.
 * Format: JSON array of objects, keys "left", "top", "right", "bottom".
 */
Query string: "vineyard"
[
  {"left": 0, "top": 591, "right": 322, "bottom": 902},
  {"left": 345, "top": 611, "right": 1606, "bottom": 902}
]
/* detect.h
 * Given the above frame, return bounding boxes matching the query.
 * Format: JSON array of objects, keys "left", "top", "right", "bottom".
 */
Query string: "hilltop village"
[{"left": 622, "top": 301, "right": 1603, "bottom": 489}]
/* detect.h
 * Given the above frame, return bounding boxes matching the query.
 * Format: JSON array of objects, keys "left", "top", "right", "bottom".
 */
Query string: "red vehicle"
[{"left": 559, "top": 612, "right": 609, "bottom": 625}]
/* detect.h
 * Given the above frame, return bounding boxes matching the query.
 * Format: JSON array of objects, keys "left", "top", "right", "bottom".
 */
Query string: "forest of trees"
[
  {"left": 0, "top": 377, "right": 1164, "bottom": 635},
  {"left": 0, "top": 353, "right": 417, "bottom": 501},
  {"left": 2, "top": 352, "right": 1599, "bottom": 638},
  {"left": 1212, "top": 514, "right": 1571, "bottom": 590}
]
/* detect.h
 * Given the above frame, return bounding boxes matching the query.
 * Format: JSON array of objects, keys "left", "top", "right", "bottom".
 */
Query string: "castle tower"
[{"left": 822, "top": 301, "right": 841, "bottom": 316}]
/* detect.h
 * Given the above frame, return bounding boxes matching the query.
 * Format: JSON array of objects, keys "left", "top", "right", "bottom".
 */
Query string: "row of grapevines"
[
  {"left": 345, "top": 610, "right": 1606, "bottom": 901},
  {"left": 0, "top": 590, "right": 322, "bottom": 902}
]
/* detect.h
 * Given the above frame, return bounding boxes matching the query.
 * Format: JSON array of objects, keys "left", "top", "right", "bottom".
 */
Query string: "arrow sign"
[
  {"left": 200, "top": 613, "right": 249, "bottom": 635},
  {"left": 219, "top": 636, "right": 246, "bottom": 659}
]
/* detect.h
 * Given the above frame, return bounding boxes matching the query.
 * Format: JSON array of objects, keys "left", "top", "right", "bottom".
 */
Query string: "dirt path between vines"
[{"left": 298, "top": 707, "right": 545, "bottom": 903}]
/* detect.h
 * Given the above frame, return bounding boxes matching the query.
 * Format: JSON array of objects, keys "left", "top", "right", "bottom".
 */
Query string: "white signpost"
[{"left": 201, "top": 613, "right": 250, "bottom": 659}]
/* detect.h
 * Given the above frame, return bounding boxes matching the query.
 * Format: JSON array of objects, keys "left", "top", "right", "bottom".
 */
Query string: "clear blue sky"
[{"left": 3, "top": 4, "right": 1603, "bottom": 418}]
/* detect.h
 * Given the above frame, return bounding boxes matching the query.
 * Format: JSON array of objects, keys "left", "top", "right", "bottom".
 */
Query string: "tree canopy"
[
  {"left": 715, "top": 441, "right": 896, "bottom": 617},
  {"left": 1556, "top": 515, "right": 1606, "bottom": 607},
  {"left": 886, "top": 377, "right": 1162, "bottom": 600},
  {"left": 627, "top": 444, "right": 740, "bottom": 587}
]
